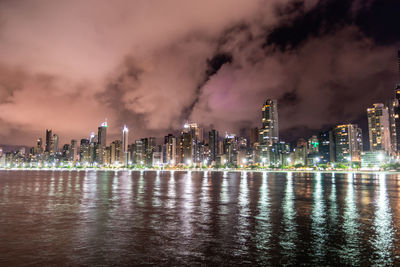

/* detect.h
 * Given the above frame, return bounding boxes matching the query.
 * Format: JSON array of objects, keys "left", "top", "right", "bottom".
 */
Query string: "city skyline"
[
  {"left": 2, "top": 2, "right": 400, "bottom": 266},
  {"left": 0, "top": 0, "right": 400, "bottom": 146},
  {"left": 2, "top": 86, "right": 400, "bottom": 169}
]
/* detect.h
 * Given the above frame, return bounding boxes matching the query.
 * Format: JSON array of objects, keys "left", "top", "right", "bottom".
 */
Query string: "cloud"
[{"left": 0, "top": 0, "right": 399, "bottom": 147}]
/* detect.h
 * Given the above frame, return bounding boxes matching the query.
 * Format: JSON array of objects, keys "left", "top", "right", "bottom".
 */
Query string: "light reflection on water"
[
  {"left": 0, "top": 170, "right": 400, "bottom": 265},
  {"left": 255, "top": 172, "right": 272, "bottom": 264},
  {"left": 371, "top": 173, "right": 395, "bottom": 265},
  {"left": 311, "top": 172, "right": 327, "bottom": 264},
  {"left": 340, "top": 172, "right": 361, "bottom": 265},
  {"left": 280, "top": 172, "right": 297, "bottom": 265}
]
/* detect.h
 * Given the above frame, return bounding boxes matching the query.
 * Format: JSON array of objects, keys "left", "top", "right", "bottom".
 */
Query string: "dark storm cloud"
[
  {"left": 266, "top": 0, "right": 353, "bottom": 51},
  {"left": 266, "top": 0, "right": 400, "bottom": 50},
  {"left": 206, "top": 53, "right": 233, "bottom": 77}
]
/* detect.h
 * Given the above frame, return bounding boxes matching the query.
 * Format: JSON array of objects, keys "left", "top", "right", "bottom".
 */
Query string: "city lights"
[{"left": 0, "top": 88, "right": 399, "bottom": 172}]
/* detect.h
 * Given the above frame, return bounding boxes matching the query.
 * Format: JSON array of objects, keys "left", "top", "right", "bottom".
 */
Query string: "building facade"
[{"left": 367, "top": 103, "right": 391, "bottom": 154}]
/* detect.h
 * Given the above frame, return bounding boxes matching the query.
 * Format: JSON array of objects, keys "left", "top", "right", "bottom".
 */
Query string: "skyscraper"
[
  {"left": 122, "top": 125, "right": 129, "bottom": 165},
  {"left": 388, "top": 98, "right": 398, "bottom": 154},
  {"left": 318, "top": 130, "right": 335, "bottom": 164},
  {"left": 45, "top": 129, "right": 52, "bottom": 152},
  {"left": 179, "top": 132, "right": 192, "bottom": 165},
  {"left": 259, "top": 99, "right": 279, "bottom": 163},
  {"left": 164, "top": 134, "right": 177, "bottom": 165},
  {"left": 250, "top": 127, "right": 259, "bottom": 147},
  {"left": 70, "top": 139, "right": 78, "bottom": 161},
  {"left": 367, "top": 103, "right": 391, "bottom": 154},
  {"left": 184, "top": 123, "right": 202, "bottom": 163},
  {"left": 145, "top": 137, "right": 156, "bottom": 166},
  {"left": 51, "top": 134, "right": 59, "bottom": 154},
  {"left": 223, "top": 133, "right": 238, "bottom": 165},
  {"left": 80, "top": 138, "right": 90, "bottom": 163},
  {"left": 208, "top": 129, "right": 219, "bottom": 163},
  {"left": 62, "top": 144, "right": 70, "bottom": 161},
  {"left": 97, "top": 121, "right": 107, "bottom": 164},
  {"left": 111, "top": 140, "right": 122, "bottom": 165},
  {"left": 334, "top": 124, "right": 363, "bottom": 163},
  {"left": 35, "top": 138, "right": 43, "bottom": 155}
]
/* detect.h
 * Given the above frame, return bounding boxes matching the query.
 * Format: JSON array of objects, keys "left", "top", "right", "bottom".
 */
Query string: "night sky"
[{"left": 0, "top": 0, "right": 399, "bottom": 147}]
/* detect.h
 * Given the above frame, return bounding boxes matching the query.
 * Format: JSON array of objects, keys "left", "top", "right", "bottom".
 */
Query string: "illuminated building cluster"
[{"left": 2, "top": 51, "right": 400, "bottom": 170}]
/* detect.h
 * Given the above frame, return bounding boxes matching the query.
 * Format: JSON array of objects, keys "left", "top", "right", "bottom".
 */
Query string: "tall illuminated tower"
[
  {"left": 45, "top": 129, "right": 52, "bottom": 153},
  {"left": 208, "top": 129, "right": 219, "bottom": 163},
  {"left": 259, "top": 99, "right": 279, "bottom": 162},
  {"left": 334, "top": 124, "right": 363, "bottom": 163},
  {"left": 260, "top": 99, "right": 279, "bottom": 146},
  {"left": 367, "top": 103, "right": 391, "bottom": 154},
  {"left": 122, "top": 125, "right": 129, "bottom": 165},
  {"left": 51, "top": 134, "right": 59, "bottom": 154},
  {"left": 97, "top": 121, "right": 107, "bottom": 164},
  {"left": 388, "top": 50, "right": 400, "bottom": 155}
]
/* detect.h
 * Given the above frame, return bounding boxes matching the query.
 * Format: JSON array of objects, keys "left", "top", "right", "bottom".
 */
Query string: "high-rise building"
[
  {"left": 183, "top": 123, "right": 203, "bottom": 163},
  {"left": 388, "top": 50, "right": 400, "bottom": 155},
  {"left": 70, "top": 139, "right": 78, "bottom": 161},
  {"left": 250, "top": 127, "right": 259, "bottom": 148},
  {"left": 208, "top": 130, "right": 218, "bottom": 163},
  {"left": 62, "top": 144, "right": 70, "bottom": 161},
  {"left": 131, "top": 140, "right": 143, "bottom": 164},
  {"left": 79, "top": 139, "right": 90, "bottom": 163},
  {"left": 269, "top": 141, "right": 290, "bottom": 166},
  {"left": 89, "top": 142, "right": 98, "bottom": 164},
  {"left": 388, "top": 98, "right": 398, "bottom": 154},
  {"left": 389, "top": 86, "right": 400, "bottom": 154},
  {"left": 50, "top": 134, "right": 59, "bottom": 154},
  {"left": 223, "top": 133, "right": 238, "bottom": 165},
  {"left": 293, "top": 138, "right": 307, "bottom": 166},
  {"left": 146, "top": 137, "right": 156, "bottom": 166},
  {"left": 260, "top": 99, "right": 279, "bottom": 146},
  {"left": 306, "top": 135, "right": 320, "bottom": 165},
  {"left": 111, "top": 140, "right": 122, "bottom": 165},
  {"left": 35, "top": 138, "right": 43, "bottom": 155},
  {"left": 45, "top": 129, "right": 52, "bottom": 152},
  {"left": 122, "top": 125, "right": 129, "bottom": 165},
  {"left": 179, "top": 132, "right": 192, "bottom": 165},
  {"left": 164, "top": 134, "right": 177, "bottom": 165},
  {"left": 97, "top": 121, "right": 107, "bottom": 164},
  {"left": 184, "top": 123, "right": 203, "bottom": 142},
  {"left": 259, "top": 99, "right": 279, "bottom": 163},
  {"left": 334, "top": 124, "right": 363, "bottom": 163},
  {"left": 104, "top": 147, "right": 111, "bottom": 166},
  {"left": 367, "top": 103, "right": 391, "bottom": 154},
  {"left": 318, "top": 130, "right": 335, "bottom": 164},
  {"left": 308, "top": 135, "right": 319, "bottom": 154}
]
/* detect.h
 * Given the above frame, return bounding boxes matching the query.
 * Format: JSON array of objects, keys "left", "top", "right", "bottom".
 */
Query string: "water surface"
[{"left": 0, "top": 170, "right": 399, "bottom": 265}]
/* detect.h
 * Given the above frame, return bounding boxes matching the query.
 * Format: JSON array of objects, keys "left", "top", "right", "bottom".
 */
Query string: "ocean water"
[{"left": 0, "top": 170, "right": 399, "bottom": 265}]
